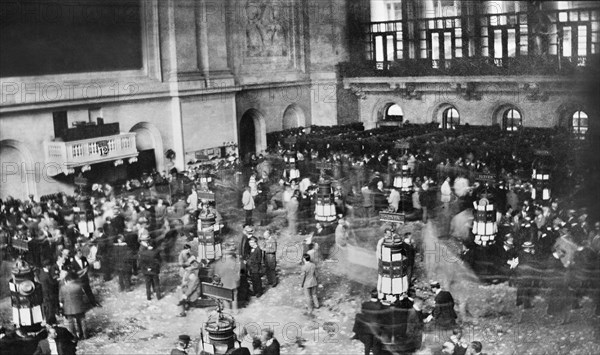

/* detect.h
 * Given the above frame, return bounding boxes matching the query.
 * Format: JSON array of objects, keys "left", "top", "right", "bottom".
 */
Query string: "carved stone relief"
[{"left": 244, "top": 0, "right": 290, "bottom": 57}]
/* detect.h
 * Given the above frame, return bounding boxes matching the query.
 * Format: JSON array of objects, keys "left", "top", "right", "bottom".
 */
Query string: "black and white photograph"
[{"left": 0, "top": 0, "right": 599, "bottom": 354}]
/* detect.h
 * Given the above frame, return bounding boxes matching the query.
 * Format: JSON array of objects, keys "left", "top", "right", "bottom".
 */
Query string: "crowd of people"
[{"left": 1, "top": 122, "right": 598, "bottom": 355}]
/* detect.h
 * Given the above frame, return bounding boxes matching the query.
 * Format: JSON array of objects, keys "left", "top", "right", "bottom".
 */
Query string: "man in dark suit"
[
  {"left": 113, "top": 234, "right": 133, "bottom": 292},
  {"left": 247, "top": 237, "right": 263, "bottom": 297},
  {"left": 170, "top": 334, "right": 191, "bottom": 355},
  {"left": 239, "top": 225, "right": 253, "bottom": 261},
  {"left": 33, "top": 325, "right": 76, "bottom": 355},
  {"left": 67, "top": 247, "right": 99, "bottom": 307},
  {"left": 39, "top": 259, "right": 60, "bottom": 324},
  {"left": 261, "top": 328, "right": 280, "bottom": 355},
  {"left": 352, "top": 289, "right": 384, "bottom": 355},
  {"left": 95, "top": 227, "right": 113, "bottom": 282},
  {"left": 138, "top": 239, "right": 162, "bottom": 300},
  {"left": 59, "top": 273, "right": 91, "bottom": 339},
  {"left": 425, "top": 281, "right": 457, "bottom": 330}
]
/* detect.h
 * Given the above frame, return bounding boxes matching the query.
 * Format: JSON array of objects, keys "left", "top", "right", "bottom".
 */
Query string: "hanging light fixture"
[
  {"left": 315, "top": 181, "right": 337, "bottom": 222},
  {"left": 284, "top": 151, "right": 300, "bottom": 181},
  {"left": 472, "top": 197, "right": 498, "bottom": 246},
  {"left": 393, "top": 164, "right": 413, "bottom": 193},
  {"left": 197, "top": 214, "right": 222, "bottom": 262},
  {"left": 531, "top": 150, "right": 552, "bottom": 205}
]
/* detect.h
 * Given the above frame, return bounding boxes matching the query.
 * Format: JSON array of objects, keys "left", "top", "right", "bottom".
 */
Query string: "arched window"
[
  {"left": 503, "top": 108, "right": 522, "bottom": 131},
  {"left": 571, "top": 111, "right": 588, "bottom": 139},
  {"left": 442, "top": 107, "right": 460, "bottom": 129},
  {"left": 385, "top": 104, "right": 403, "bottom": 121}
]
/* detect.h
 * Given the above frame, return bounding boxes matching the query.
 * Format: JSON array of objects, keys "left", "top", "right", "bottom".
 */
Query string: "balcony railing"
[
  {"left": 361, "top": 6, "right": 599, "bottom": 73},
  {"left": 44, "top": 132, "right": 138, "bottom": 176}
]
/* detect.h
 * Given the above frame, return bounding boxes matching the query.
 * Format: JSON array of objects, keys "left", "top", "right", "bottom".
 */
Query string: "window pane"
[
  {"left": 578, "top": 26, "right": 588, "bottom": 56},
  {"left": 444, "top": 32, "right": 452, "bottom": 59},
  {"left": 375, "top": 36, "right": 384, "bottom": 62},
  {"left": 387, "top": 35, "right": 395, "bottom": 60},
  {"left": 563, "top": 27, "right": 572, "bottom": 57},
  {"left": 494, "top": 29, "right": 503, "bottom": 58},
  {"left": 508, "top": 29, "right": 516, "bottom": 57},
  {"left": 432, "top": 33, "right": 440, "bottom": 60}
]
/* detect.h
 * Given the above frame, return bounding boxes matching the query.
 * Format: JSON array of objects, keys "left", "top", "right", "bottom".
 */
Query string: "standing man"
[
  {"left": 300, "top": 254, "right": 319, "bottom": 315},
  {"left": 334, "top": 217, "right": 349, "bottom": 264},
  {"left": 425, "top": 281, "right": 457, "bottom": 330},
  {"left": 68, "top": 247, "right": 99, "bottom": 307},
  {"left": 242, "top": 186, "right": 255, "bottom": 226},
  {"left": 59, "top": 273, "right": 90, "bottom": 340},
  {"left": 247, "top": 237, "right": 263, "bottom": 298},
  {"left": 352, "top": 289, "right": 384, "bottom": 355},
  {"left": 95, "top": 227, "right": 113, "bottom": 282},
  {"left": 239, "top": 225, "right": 254, "bottom": 261},
  {"left": 262, "top": 230, "right": 278, "bottom": 287},
  {"left": 112, "top": 235, "right": 132, "bottom": 292},
  {"left": 138, "top": 240, "right": 162, "bottom": 301},
  {"left": 38, "top": 259, "right": 60, "bottom": 324}
]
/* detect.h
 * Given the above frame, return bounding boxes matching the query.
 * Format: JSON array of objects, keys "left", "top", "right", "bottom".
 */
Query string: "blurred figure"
[
  {"left": 286, "top": 191, "right": 299, "bottom": 237},
  {"left": 211, "top": 245, "right": 241, "bottom": 313},
  {"left": 425, "top": 281, "right": 457, "bottom": 330}
]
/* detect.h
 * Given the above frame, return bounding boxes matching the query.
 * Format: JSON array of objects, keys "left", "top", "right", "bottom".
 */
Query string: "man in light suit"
[
  {"left": 242, "top": 186, "right": 255, "bottom": 225},
  {"left": 300, "top": 254, "right": 319, "bottom": 315}
]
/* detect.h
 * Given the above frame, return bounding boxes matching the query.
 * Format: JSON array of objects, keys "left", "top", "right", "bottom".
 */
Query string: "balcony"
[
  {"left": 44, "top": 133, "right": 138, "bottom": 176},
  {"left": 348, "top": 6, "right": 600, "bottom": 76}
]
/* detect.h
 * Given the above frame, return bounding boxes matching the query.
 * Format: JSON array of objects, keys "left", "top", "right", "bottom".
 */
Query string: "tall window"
[
  {"left": 443, "top": 107, "right": 460, "bottom": 129},
  {"left": 385, "top": 104, "right": 404, "bottom": 121},
  {"left": 503, "top": 109, "right": 522, "bottom": 131},
  {"left": 571, "top": 110, "right": 588, "bottom": 139}
]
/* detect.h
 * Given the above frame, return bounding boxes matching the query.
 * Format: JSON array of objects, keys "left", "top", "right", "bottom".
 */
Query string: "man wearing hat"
[
  {"left": 138, "top": 240, "right": 162, "bottom": 301},
  {"left": 352, "top": 289, "right": 384, "bottom": 355},
  {"left": 170, "top": 335, "right": 191, "bottom": 355},
  {"left": 425, "top": 281, "right": 457, "bottom": 330}
]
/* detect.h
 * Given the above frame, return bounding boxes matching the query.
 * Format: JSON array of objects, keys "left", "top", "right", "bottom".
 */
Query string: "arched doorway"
[
  {"left": 239, "top": 109, "right": 266, "bottom": 161},
  {"left": 0, "top": 139, "right": 37, "bottom": 200},
  {"left": 130, "top": 122, "right": 165, "bottom": 175},
  {"left": 282, "top": 104, "right": 306, "bottom": 129},
  {"left": 384, "top": 104, "right": 403, "bottom": 121},
  {"left": 571, "top": 110, "right": 589, "bottom": 139},
  {"left": 503, "top": 108, "right": 522, "bottom": 131},
  {"left": 442, "top": 107, "right": 460, "bottom": 129}
]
